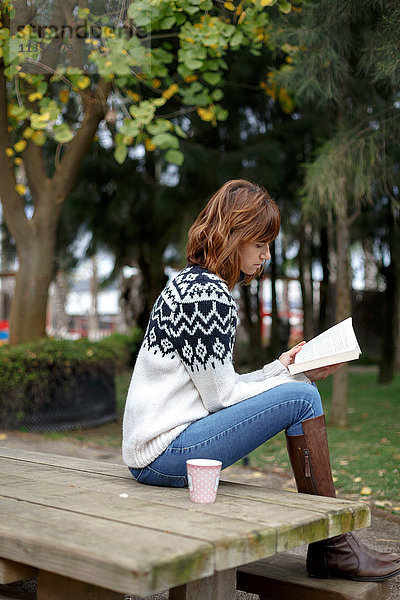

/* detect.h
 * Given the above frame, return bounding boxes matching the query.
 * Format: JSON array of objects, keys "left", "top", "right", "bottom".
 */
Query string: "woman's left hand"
[
  {"left": 278, "top": 341, "right": 306, "bottom": 369},
  {"left": 303, "top": 362, "right": 345, "bottom": 382}
]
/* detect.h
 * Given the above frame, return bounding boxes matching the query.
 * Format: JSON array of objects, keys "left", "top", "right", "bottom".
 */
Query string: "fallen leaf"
[
  {"left": 360, "top": 486, "right": 372, "bottom": 496},
  {"left": 353, "top": 477, "right": 362, "bottom": 483},
  {"left": 0, "top": 433, "right": 8, "bottom": 440}
]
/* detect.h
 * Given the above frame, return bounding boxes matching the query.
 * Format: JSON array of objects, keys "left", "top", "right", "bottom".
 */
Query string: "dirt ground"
[{"left": 1, "top": 431, "right": 399, "bottom": 600}]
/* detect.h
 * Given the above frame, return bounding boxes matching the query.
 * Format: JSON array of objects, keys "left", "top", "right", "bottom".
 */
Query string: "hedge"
[{"left": 0, "top": 328, "right": 143, "bottom": 431}]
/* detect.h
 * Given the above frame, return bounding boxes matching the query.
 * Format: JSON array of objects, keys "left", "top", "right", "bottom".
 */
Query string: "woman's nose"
[{"left": 260, "top": 248, "right": 270, "bottom": 261}]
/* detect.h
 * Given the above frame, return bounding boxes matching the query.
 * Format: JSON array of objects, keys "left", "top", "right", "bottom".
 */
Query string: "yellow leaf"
[
  {"left": 23, "top": 127, "right": 34, "bottom": 139},
  {"left": 224, "top": 1, "right": 236, "bottom": 10},
  {"left": 152, "top": 79, "right": 161, "bottom": 88},
  {"left": 31, "top": 131, "right": 46, "bottom": 146},
  {"left": 77, "top": 76, "right": 90, "bottom": 90},
  {"left": 261, "top": 0, "right": 274, "bottom": 5},
  {"left": 15, "top": 184, "right": 27, "bottom": 195},
  {"left": 59, "top": 90, "right": 70, "bottom": 103},
  {"left": 197, "top": 107, "right": 214, "bottom": 122},
  {"left": 127, "top": 90, "right": 140, "bottom": 102},
  {"left": 145, "top": 138, "right": 156, "bottom": 152},
  {"left": 5, "top": 147, "right": 14, "bottom": 157},
  {"left": 0, "top": 433, "right": 7, "bottom": 440},
  {"left": 162, "top": 83, "right": 179, "bottom": 100},
  {"left": 238, "top": 10, "right": 246, "bottom": 24},
  {"left": 14, "top": 157, "right": 23, "bottom": 165},
  {"left": 184, "top": 74, "right": 198, "bottom": 83},
  {"left": 353, "top": 476, "right": 362, "bottom": 483},
  {"left": 14, "top": 140, "right": 27, "bottom": 152},
  {"left": 360, "top": 486, "right": 372, "bottom": 496},
  {"left": 28, "top": 92, "right": 43, "bottom": 102}
]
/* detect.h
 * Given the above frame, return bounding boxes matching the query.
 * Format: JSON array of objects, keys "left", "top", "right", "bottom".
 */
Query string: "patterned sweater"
[{"left": 122, "top": 264, "right": 310, "bottom": 468}]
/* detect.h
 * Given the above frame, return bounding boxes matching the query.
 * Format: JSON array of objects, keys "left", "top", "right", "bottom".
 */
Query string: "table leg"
[
  {"left": 37, "top": 570, "right": 123, "bottom": 600},
  {"left": 170, "top": 568, "right": 236, "bottom": 600}
]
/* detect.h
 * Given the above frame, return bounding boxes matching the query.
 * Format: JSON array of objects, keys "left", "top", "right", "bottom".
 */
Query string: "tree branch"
[
  {"left": 0, "top": 61, "right": 31, "bottom": 248},
  {"left": 51, "top": 77, "right": 112, "bottom": 207},
  {"left": 347, "top": 207, "right": 360, "bottom": 226},
  {"left": 23, "top": 133, "right": 50, "bottom": 204}
]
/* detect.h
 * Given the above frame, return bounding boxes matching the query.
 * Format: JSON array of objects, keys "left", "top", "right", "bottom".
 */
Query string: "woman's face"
[{"left": 238, "top": 240, "right": 271, "bottom": 275}]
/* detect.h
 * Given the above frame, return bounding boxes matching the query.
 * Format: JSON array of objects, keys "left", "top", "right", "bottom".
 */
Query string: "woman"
[{"left": 122, "top": 179, "right": 399, "bottom": 582}]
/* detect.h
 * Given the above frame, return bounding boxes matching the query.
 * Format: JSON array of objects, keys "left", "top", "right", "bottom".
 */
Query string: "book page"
[{"left": 295, "top": 317, "right": 360, "bottom": 365}]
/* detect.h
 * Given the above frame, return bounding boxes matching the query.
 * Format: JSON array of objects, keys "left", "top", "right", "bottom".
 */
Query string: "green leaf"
[
  {"left": 37, "top": 81, "right": 48, "bottom": 95},
  {"left": 165, "top": 149, "right": 185, "bottom": 166},
  {"left": 278, "top": 0, "right": 292, "bottom": 13},
  {"left": 229, "top": 31, "right": 243, "bottom": 49},
  {"left": 212, "top": 88, "right": 224, "bottom": 101},
  {"left": 174, "top": 124, "right": 188, "bottom": 139},
  {"left": 184, "top": 56, "right": 203, "bottom": 70},
  {"left": 202, "top": 71, "right": 221, "bottom": 86},
  {"left": 146, "top": 119, "right": 171, "bottom": 136},
  {"left": 152, "top": 97, "right": 167, "bottom": 107},
  {"left": 151, "top": 133, "right": 179, "bottom": 149},
  {"left": 114, "top": 145, "right": 128, "bottom": 164},
  {"left": 160, "top": 16, "right": 176, "bottom": 29},
  {"left": 53, "top": 123, "right": 74, "bottom": 143},
  {"left": 215, "top": 106, "right": 229, "bottom": 121}
]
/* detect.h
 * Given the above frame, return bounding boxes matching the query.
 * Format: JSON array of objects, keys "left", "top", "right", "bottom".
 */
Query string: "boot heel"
[
  {"left": 307, "top": 547, "right": 330, "bottom": 579},
  {"left": 307, "top": 567, "right": 330, "bottom": 579}
]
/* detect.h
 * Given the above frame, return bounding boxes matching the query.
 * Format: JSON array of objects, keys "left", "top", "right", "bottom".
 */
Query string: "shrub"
[{"left": 0, "top": 328, "right": 142, "bottom": 430}]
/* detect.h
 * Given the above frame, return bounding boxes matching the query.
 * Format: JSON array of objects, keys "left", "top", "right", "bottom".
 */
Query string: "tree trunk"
[
  {"left": 330, "top": 187, "right": 352, "bottom": 428},
  {"left": 239, "top": 283, "right": 262, "bottom": 368},
  {"left": 89, "top": 255, "right": 100, "bottom": 341},
  {"left": 48, "top": 269, "right": 69, "bottom": 336},
  {"left": 10, "top": 228, "right": 56, "bottom": 344},
  {"left": 137, "top": 250, "right": 168, "bottom": 331},
  {"left": 298, "top": 221, "right": 314, "bottom": 341},
  {"left": 318, "top": 226, "right": 331, "bottom": 333},
  {"left": 268, "top": 241, "right": 280, "bottom": 360},
  {"left": 378, "top": 219, "right": 400, "bottom": 383}
]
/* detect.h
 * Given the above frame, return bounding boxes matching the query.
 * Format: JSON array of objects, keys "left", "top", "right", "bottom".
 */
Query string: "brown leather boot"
[{"left": 286, "top": 413, "right": 400, "bottom": 581}]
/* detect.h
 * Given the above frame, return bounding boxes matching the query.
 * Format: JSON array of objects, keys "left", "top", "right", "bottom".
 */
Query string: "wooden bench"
[{"left": 0, "top": 446, "right": 381, "bottom": 600}]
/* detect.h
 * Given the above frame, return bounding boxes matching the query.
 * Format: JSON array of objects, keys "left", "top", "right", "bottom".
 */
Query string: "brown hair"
[{"left": 186, "top": 179, "right": 281, "bottom": 290}]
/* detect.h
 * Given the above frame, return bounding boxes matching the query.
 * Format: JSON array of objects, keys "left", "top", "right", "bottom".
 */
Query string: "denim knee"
[
  {"left": 129, "top": 465, "right": 187, "bottom": 488},
  {"left": 307, "top": 382, "right": 323, "bottom": 416}
]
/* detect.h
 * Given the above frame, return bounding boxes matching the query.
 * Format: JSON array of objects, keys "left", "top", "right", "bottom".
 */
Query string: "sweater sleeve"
[{"left": 168, "top": 277, "right": 310, "bottom": 413}]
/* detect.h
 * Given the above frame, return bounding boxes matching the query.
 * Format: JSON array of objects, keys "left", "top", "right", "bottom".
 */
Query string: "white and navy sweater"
[{"left": 122, "top": 264, "right": 310, "bottom": 468}]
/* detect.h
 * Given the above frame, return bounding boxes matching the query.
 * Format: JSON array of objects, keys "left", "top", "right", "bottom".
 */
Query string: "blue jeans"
[{"left": 129, "top": 381, "right": 322, "bottom": 488}]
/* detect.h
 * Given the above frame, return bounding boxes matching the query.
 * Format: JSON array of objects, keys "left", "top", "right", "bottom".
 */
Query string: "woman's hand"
[
  {"left": 278, "top": 341, "right": 306, "bottom": 369},
  {"left": 303, "top": 362, "right": 345, "bottom": 382}
]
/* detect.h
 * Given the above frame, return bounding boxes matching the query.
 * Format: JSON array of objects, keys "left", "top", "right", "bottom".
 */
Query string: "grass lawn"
[
  {"left": 248, "top": 369, "right": 400, "bottom": 512},
  {"left": 41, "top": 368, "right": 399, "bottom": 511}
]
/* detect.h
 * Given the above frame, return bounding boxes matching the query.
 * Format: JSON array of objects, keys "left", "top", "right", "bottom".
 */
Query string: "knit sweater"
[{"left": 122, "top": 264, "right": 310, "bottom": 468}]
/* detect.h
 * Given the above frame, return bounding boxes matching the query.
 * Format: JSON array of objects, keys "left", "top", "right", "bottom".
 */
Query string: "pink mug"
[{"left": 186, "top": 459, "right": 222, "bottom": 503}]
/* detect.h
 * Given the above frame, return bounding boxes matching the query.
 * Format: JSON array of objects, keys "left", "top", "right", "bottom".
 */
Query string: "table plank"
[
  {"left": 0, "top": 496, "right": 214, "bottom": 597},
  {"left": 0, "top": 446, "right": 129, "bottom": 479},
  {"left": 0, "top": 473, "right": 277, "bottom": 571}
]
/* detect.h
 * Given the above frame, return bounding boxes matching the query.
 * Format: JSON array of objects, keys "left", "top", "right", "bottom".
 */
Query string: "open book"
[{"left": 288, "top": 317, "right": 362, "bottom": 375}]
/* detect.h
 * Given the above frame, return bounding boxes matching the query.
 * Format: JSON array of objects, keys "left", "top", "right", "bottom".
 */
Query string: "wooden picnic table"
[{"left": 0, "top": 446, "right": 371, "bottom": 600}]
